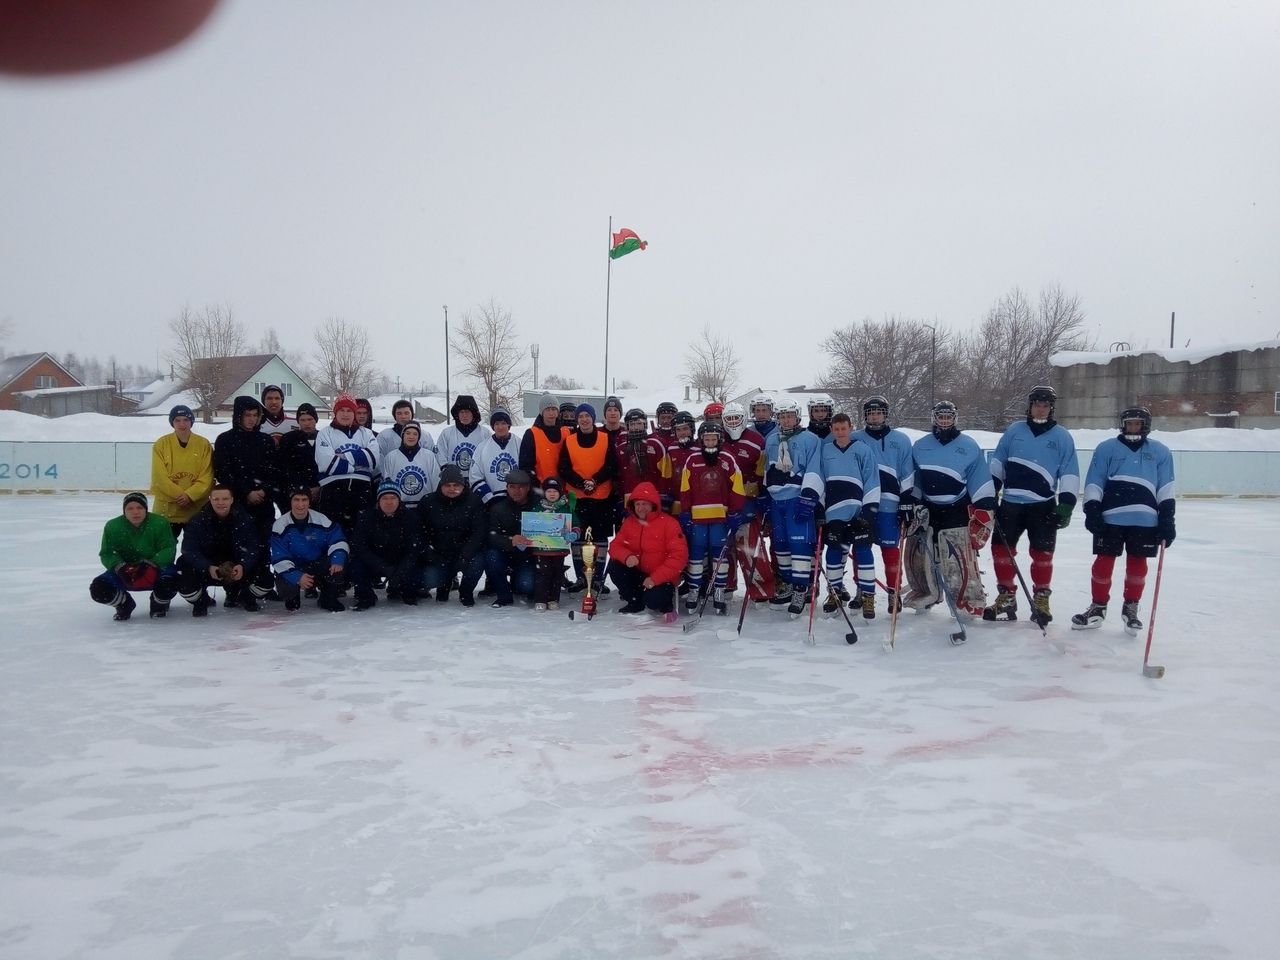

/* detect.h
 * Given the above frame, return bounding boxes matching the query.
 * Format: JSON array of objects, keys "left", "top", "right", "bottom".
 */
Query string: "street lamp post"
[{"left": 923, "top": 321, "right": 937, "bottom": 412}]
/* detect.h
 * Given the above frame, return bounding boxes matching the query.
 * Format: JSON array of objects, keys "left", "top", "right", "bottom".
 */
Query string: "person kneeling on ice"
[
  {"left": 901, "top": 401, "right": 995, "bottom": 619},
  {"left": 270, "top": 487, "right": 349, "bottom": 612},
  {"left": 1071, "top": 406, "right": 1175, "bottom": 634},
  {"left": 90, "top": 492, "right": 179, "bottom": 620},
  {"left": 177, "top": 484, "right": 272, "bottom": 615},
  {"left": 608, "top": 481, "right": 689, "bottom": 619},
  {"left": 349, "top": 480, "right": 424, "bottom": 611},
  {"left": 418, "top": 464, "right": 486, "bottom": 605}
]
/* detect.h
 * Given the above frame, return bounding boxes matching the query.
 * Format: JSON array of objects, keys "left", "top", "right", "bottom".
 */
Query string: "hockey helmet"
[
  {"left": 862, "top": 395, "right": 890, "bottom": 420},
  {"left": 624, "top": 408, "right": 648, "bottom": 432},
  {"left": 1119, "top": 406, "right": 1152, "bottom": 437},
  {"left": 697, "top": 421, "right": 723, "bottom": 447},
  {"left": 775, "top": 398, "right": 801, "bottom": 424},
  {"left": 750, "top": 394, "right": 775, "bottom": 419},
  {"left": 931, "top": 400, "right": 959, "bottom": 429},
  {"left": 656, "top": 401, "right": 678, "bottom": 418},
  {"left": 721, "top": 401, "right": 747, "bottom": 440},
  {"left": 703, "top": 401, "right": 724, "bottom": 421},
  {"left": 1027, "top": 385, "right": 1057, "bottom": 422}
]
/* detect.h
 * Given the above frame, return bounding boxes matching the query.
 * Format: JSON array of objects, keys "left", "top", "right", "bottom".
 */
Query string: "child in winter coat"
[{"left": 530, "top": 477, "right": 579, "bottom": 611}]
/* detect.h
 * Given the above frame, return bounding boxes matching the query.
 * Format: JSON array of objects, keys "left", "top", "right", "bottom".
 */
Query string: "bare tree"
[
  {"left": 681, "top": 323, "right": 740, "bottom": 403},
  {"left": 819, "top": 315, "right": 951, "bottom": 426},
  {"left": 453, "top": 298, "right": 527, "bottom": 414},
  {"left": 167, "top": 304, "right": 248, "bottom": 422},
  {"left": 312, "top": 316, "right": 381, "bottom": 396},
  {"left": 541, "top": 373, "right": 583, "bottom": 391},
  {"left": 950, "top": 285, "right": 1094, "bottom": 430}
]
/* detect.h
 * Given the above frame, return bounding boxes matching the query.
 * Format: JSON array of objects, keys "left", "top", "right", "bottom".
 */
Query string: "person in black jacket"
[
  {"left": 420, "top": 463, "right": 486, "bottom": 605},
  {"left": 350, "top": 480, "right": 424, "bottom": 610},
  {"left": 176, "top": 484, "right": 272, "bottom": 615},
  {"left": 483, "top": 468, "right": 538, "bottom": 608},
  {"left": 275, "top": 402, "right": 321, "bottom": 513},
  {"left": 213, "top": 395, "right": 280, "bottom": 580}
]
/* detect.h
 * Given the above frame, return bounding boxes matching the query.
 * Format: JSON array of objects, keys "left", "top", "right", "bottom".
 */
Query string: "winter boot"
[
  {"left": 1031, "top": 587, "right": 1053, "bottom": 626},
  {"left": 822, "top": 591, "right": 841, "bottom": 615},
  {"left": 1070, "top": 602, "right": 1107, "bottom": 630},
  {"left": 284, "top": 594, "right": 301, "bottom": 612},
  {"left": 1121, "top": 600, "right": 1143, "bottom": 637},
  {"left": 769, "top": 584, "right": 795, "bottom": 612},
  {"left": 619, "top": 599, "right": 645, "bottom": 614},
  {"left": 149, "top": 595, "right": 169, "bottom": 619},
  {"left": 886, "top": 590, "right": 902, "bottom": 615},
  {"left": 113, "top": 593, "right": 137, "bottom": 621},
  {"left": 239, "top": 593, "right": 261, "bottom": 613},
  {"left": 191, "top": 591, "right": 212, "bottom": 617},
  {"left": 353, "top": 590, "right": 378, "bottom": 612},
  {"left": 983, "top": 586, "right": 1018, "bottom": 622},
  {"left": 713, "top": 586, "right": 727, "bottom": 616},
  {"left": 860, "top": 591, "right": 877, "bottom": 620}
]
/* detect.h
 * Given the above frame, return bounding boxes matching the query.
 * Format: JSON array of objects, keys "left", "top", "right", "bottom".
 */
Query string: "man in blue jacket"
[{"left": 270, "top": 486, "right": 349, "bottom": 612}]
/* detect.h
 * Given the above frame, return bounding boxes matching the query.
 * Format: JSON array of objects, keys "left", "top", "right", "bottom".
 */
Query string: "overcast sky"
[{"left": 2, "top": 0, "right": 1277, "bottom": 396}]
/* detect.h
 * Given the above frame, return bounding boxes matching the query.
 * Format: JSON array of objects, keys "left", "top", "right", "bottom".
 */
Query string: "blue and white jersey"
[
  {"left": 990, "top": 421, "right": 1080, "bottom": 506},
  {"left": 436, "top": 424, "right": 491, "bottom": 474},
  {"left": 1083, "top": 436, "right": 1175, "bottom": 528},
  {"left": 754, "top": 419, "right": 777, "bottom": 442},
  {"left": 851, "top": 426, "right": 915, "bottom": 507},
  {"left": 377, "top": 424, "right": 437, "bottom": 461},
  {"left": 912, "top": 432, "right": 996, "bottom": 509},
  {"left": 379, "top": 446, "right": 440, "bottom": 506},
  {"left": 269, "top": 509, "right": 349, "bottom": 584},
  {"left": 469, "top": 433, "right": 520, "bottom": 504},
  {"left": 314, "top": 424, "right": 379, "bottom": 487},
  {"left": 764, "top": 428, "right": 824, "bottom": 503},
  {"left": 819, "top": 439, "right": 881, "bottom": 522}
]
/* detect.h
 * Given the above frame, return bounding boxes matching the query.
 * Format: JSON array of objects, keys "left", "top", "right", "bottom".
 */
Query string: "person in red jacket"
[{"left": 608, "top": 481, "right": 689, "bottom": 619}]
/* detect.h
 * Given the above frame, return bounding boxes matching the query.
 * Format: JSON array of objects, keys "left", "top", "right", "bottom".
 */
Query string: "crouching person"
[
  {"left": 177, "top": 484, "right": 272, "bottom": 615},
  {"left": 419, "top": 464, "right": 486, "bottom": 605},
  {"left": 482, "top": 468, "right": 539, "bottom": 607},
  {"left": 90, "top": 492, "right": 179, "bottom": 620},
  {"left": 608, "top": 481, "right": 689, "bottom": 620},
  {"left": 270, "top": 486, "right": 349, "bottom": 612},
  {"left": 350, "top": 480, "right": 424, "bottom": 611}
]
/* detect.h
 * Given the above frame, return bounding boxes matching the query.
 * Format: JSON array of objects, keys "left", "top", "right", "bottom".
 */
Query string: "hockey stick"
[
  {"left": 923, "top": 529, "right": 967, "bottom": 645},
  {"left": 992, "top": 514, "right": 1066, "bottom": 653},
  {"left": 736, "top": 519, "right": 765, "bottom": 636},
  {"left": 683, "top": 536, "right": 734, "bottom": 634},
  {"left": 813, "top": 547, "right": 859, "bottom": 644},
  {"left": 1141, "top": 542, "right": 1167, "bottom": 679},
  {"left": 886, "top": 527, "right": 904, "bottom": 651},
  {"left": 805, "top": 525, "right": 825, "bottom": 645}
]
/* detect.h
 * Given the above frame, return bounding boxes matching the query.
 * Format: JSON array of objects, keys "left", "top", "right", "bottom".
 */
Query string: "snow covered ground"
[{"left": 2, "top": 494, "right": 1279, "bottom": 959}]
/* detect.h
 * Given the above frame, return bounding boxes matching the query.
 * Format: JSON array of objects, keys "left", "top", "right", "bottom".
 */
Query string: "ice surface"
[{"left": 2, "top": 495, "right": 1279, "bottom": 959}]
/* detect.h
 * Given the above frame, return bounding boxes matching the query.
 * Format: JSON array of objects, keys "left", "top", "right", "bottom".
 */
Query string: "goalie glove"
[{"left": 968, "top": 507, "right": 994, "bottom": 551}]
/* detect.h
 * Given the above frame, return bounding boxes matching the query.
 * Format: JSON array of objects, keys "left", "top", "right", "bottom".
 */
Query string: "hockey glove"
[
  {"left": 726, "top": 511, "right": 744, "bottom": 536},
  {"left": 905, "top": 503, "right": 930, "bottom": 535},
  {"left": 1157, "top": 503, "right": 1176, "bottom": 547},
  {"left": 824, "top": 519, "right": 849, "bottom": 545},
  {"left": 1055, "top": 502, "right": 1073, "bottom": 529},
  {"left": 793, "top": 497, "right": 815, "bottom": 524},
  {"left": 1083, "top": 502, "right": 1104, "bottom": 535},
  {"left": 968, "top": 507, "right": 994, "bottom": 551}
]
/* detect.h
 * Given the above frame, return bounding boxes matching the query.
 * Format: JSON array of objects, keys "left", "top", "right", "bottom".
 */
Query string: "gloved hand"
[
  {"left": 1055, "top": 502, "right": 1073, "bottom": 529},
  {"left": 726, "top": 511, "right": 744, "bottom": 536},
  {"left": 1083, "top": 502, "right": 1103, "bottom": 535},
  {"left": 754, "top": 494, "right": 771, "bottom": 516},
  {"left": 565, "top": 528, "right": 580, "bottom": 543},
  {"left": 825, "top": 519, "right": 849, "bottom": 545},
  {"left": 794, "top": 498, "right": 815, "bottom": 524},
  {"left": 968, "top": 507, "right": 993, "bottom": 551},
  {"left": 905, "top": 503, "right": 930, "bottom": 534},
  {"left": 1157, "top": 505, "right": 1176, "bottom": 547}
]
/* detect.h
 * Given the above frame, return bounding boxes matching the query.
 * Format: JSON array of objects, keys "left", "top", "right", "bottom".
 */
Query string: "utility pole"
[{"left": 530, "top": 343, "right": 540, "bottom": 391}]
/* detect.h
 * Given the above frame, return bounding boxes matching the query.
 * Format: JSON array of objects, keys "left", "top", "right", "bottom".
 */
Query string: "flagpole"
[{"left": 604, "top": 215, "right": 612, "bottom": 398}]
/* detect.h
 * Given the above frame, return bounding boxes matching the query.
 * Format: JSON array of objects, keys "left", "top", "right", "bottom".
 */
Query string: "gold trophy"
[{"left": 570, "top": 526, "right": 597, "bottom": 620}]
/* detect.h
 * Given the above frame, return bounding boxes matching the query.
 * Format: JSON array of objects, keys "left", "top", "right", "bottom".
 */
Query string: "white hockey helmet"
[
  {"left": 750, "top": 393, "right": 775, "bottom": 420},
  {"left": 807, "top": 393, "right": 834, "bottom": 423},
  {"left": 721, "top": 401, "right": 747, "bottom": 439},
  {"left": 775, "top": 398, "right": 801, "bottom": 423}
]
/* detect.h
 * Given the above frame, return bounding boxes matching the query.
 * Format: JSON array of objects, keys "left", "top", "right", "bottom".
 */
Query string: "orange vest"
[
  {"left": 531, "top": 425, "right": 567, "bottom": 485},
  {"left": 564, "top": 431, "right": 613, "bottom": 500}
]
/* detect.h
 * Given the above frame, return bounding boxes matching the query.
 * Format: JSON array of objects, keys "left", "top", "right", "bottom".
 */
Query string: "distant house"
[
  {"left": 0, "top": 352, "right": 131, "bottom": 415},
  {"left": 188, "top": 354, "right": 326, "bottom": 420}
]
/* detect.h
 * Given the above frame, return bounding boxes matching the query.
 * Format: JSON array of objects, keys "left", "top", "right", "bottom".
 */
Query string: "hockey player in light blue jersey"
[
  {"left": 984, "top": 385, "right": 1080, "bottom": 626},
  {"left": 1071, "top": 406, "right": 1175, "bottom": 634},
  {"left": 819, "top": 413, "right": 881, "bottom": 619},
  {"left": 851, "top": 395, "right": 915, "bottom": 616},
  {"left": 764, "top": 399, "right": 824, "bottom": 618},
  {"left": 903, "top": 401, "right": 996, "bottom": 618}
]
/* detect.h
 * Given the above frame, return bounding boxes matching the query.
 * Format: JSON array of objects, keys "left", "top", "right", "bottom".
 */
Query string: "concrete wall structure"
[{"left": 1053, "top": 341, "right": 1280, "bottom": 430}]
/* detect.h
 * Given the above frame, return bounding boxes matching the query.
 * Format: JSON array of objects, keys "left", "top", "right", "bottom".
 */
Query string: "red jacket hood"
[{"left": 630, "top": 481, "right": 662, "bottom": 510}]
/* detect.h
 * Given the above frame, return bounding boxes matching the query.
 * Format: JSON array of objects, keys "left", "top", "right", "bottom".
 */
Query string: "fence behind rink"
[{"left": 1, "top": 441, "right": 1279, "bottom": 498}]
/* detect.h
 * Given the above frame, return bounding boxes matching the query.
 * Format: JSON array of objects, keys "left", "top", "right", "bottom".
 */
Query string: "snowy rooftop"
[{"left": 1052, "top": 337, "right": 1280, "bottom": 367}]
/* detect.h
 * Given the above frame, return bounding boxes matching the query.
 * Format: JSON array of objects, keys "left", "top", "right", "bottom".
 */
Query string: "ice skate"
[
  {"left": 1121, "top": 600, "right": 1143, "bottom": 637},
  {"left": 982, "top": 586, "right": 1017, "bottom": 622},
  {"left": 1070, "top": 602, "right": 1106, "bottom": 630}
]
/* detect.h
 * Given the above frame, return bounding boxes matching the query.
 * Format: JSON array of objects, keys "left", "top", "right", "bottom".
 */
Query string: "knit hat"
[
  {"left": 505, "top": 468, "right": 532, "bottom": 486},
  {"left": 168, "top": 404, "right": 194, "bottom": 426},
  {"left": 295, "top": 402, "right": 318, "bottom": 421},
  {"left": 575, "top": 403, "right": 597, "bottom": 422},
  {"left": 490, "top": 407, "right": 512, "bottom": 427},
  {"left": 122, "top": 491, "right": 148, "bottom": 512},
  {"left": 539, "top": 393, "right": 559, "bottom": 412},
  {"left": 260, "top": 383, "right": 283, "bottom": 402},
  {"left": 376, "top": 479, "right": 401, "bottom": 501},
  {"left": 603, "top": 396, "right": 623, "bottom": 413},
  {"left": 333, "top": 395, "right": 359, "bottom": 416},
  {"left": 401, "top": 420, "right": 422, "bottom": 442},
  {"left": 287, "top": 484, "right": 311, "bottom": 500},
  {"left": 439, "top": 464, "right": 466, "bottom": 486},
  {"left": 542, "top": 477, "right": 562, "bottom": 493}
]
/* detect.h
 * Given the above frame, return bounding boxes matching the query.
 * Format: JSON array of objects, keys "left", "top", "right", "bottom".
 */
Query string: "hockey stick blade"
[{"left": 1143, "top": 663, "right": 1165, "bottom": 679}]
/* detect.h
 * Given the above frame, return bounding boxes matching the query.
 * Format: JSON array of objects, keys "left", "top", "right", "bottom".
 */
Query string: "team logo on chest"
[{"left": 455, "top": 442, "right": 477, "bottom": 471}]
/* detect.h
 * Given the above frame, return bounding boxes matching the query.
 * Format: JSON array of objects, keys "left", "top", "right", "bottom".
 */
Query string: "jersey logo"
[
  {"left": 395, "top": 466, "right": 428, "bottom": 497},
  {"left": 454, "top": 442, "right": 477, "bottom": 471},
  {"left": 494, "top": 454, "right": 517, "bottom": 481}
]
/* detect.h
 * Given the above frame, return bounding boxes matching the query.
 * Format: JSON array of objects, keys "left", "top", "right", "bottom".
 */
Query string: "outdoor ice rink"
[{"left": 2, "top": 494, "right": 1278, "bottom": 959}]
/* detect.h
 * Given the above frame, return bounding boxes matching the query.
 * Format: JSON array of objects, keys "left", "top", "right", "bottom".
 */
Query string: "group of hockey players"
[{"left": 96, "top": 381, "right": 1175, "bottom": 641}]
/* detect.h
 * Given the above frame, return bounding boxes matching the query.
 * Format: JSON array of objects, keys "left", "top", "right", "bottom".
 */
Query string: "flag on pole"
[{"left": 609, "top": 227, "right": 647, "bottom": 260}]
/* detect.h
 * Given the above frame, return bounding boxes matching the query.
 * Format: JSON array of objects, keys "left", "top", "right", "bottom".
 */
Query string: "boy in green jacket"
[{"left": 90, "top": 492, "right": 179, "bottom": 620}]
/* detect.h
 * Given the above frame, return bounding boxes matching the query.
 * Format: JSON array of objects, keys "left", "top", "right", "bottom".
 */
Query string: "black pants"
[
  {"left": 276, "top": 561, "right": 345, "bottom": 606},
  {"left": 176, "top": 555, "right": 272, "bottom": 604},
  {"left": 609, "top": 564, "right": 676, "bottom": 613},
  {"left": 994, "top": 500, "right": 1058, "bottom": 552},
  {"left": 319, "top": 479, "right": 372, "bottom": 539},
  {"left": 534, "top": 554, "right": 566, "bottom": 604}
]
